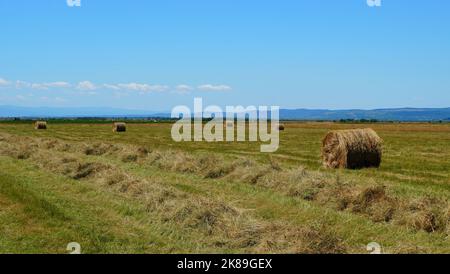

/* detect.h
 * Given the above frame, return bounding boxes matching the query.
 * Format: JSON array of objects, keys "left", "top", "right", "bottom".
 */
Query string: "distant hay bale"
[
  {"left": 113, "top": 122, "right": 126, "bottom": 132},
  {"left": 321, "top": 128, "right": 382, "bottom": 169},
  {"left": 34, "top": 121, "right": 47, "bottom": 130},
  {"left": 278, "top": 124, "right": 285, "bottom": 131}
]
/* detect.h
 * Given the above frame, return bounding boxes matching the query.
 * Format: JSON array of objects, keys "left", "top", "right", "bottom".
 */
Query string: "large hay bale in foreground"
[
  {"left": 113, "top": 122, "right": 126, "bottom": 132},
  {"left": 34, "top": 121, "right": 47, "bottom": 130},
  {"left": 322, "top": 128, "right": 382, "bottom": 169}
]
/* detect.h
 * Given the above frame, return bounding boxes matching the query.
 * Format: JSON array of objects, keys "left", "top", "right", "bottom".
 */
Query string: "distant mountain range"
[
  {"left": 0, "top": 106, "right": 168, "bottom": 119},
  {"left": 279, "top": 108, "right": 450, "bottom": 121},
  {"left": 0, "top": 105, "right": 449, "bottom": 122}
]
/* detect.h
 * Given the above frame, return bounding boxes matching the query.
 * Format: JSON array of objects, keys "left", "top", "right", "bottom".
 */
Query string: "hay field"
[{"left": 0, "top": 122, "right": 449, "bottom": 254}]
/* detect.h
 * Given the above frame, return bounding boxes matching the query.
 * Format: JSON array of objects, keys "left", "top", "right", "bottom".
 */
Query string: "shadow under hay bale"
[
  {"left": 113, "top": 122, "right": 126, "bottom": 132},
  {"left": 322, "top": 128, "right": 382, "bottom": 169},
  {"left": 34, "top": 121, "right": 47, "bottom": 130}
]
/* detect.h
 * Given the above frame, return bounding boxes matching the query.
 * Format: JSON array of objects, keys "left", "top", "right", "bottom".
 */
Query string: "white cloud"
[
  {"left": 47, "top": 82, "right": 71, "bottom": 88},
  {"left": 31, "top": 83, "right": 47, "bottom": 90},
  {"left": 33, "top": 83, "right": 53, "bottom": 90},
  {"left": 148, "top": 85, "right": 169, "bottom": 92},
  {"left": 1, "top": 78, "right": 234, "bottom": 96},
  {"left": 103, "top": 84, "right": 120, "bottom": 90},
  {"left": 117, "top": 83, "right": 169, "bottom": 92},
  {"left": 198, "top": 84, "right": 232, "bottom": 91},
  {"left": 0, "top": 78, "right": 10, "bottom": 86},
  {"left": 175, "top": 85, "right": 194, "bottom": 94},
  {"left": 76, "top": 81, "right": 97, "bottom": 90},
  {"left": 15, "top": 80, "right": 31, "bottom": 89},
  {"left": 31, "top": 81, "right": 71, "bottom": 90},
  {"left": 117, "top": 83, "right": 148, "bottom": 91}
]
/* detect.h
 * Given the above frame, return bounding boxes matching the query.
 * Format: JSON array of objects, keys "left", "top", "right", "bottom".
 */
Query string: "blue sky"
[{"left": 0, "top": 0, "right": 449, "bottom": 111}]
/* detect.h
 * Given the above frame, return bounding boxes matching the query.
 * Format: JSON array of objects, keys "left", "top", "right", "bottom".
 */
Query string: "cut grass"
[
  {"left": 0, "top": 122, "right": 449, "bottom": 253},
  {"left": 0, "top": 157, "right": 212, "bottom": 253}
]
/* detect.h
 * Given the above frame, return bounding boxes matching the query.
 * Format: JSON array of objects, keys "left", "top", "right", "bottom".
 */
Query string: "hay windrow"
[
  {"left": 395, "top": 197, "right": 449, "bottom": 233},
  {"left": 227, "top": 159, "right": 449, "bottom": 233},
  {"left": 35, "top": 149, "right": 343, "bottom": 251},
  {"left": 0, "top": 132, "right": 448, "bottom": 237},
  {"left": 255, "top": 222, "right": 347, "bottom": 254},
  {"left": 84, "top": 142, "right": 119, "bottom": 156}
]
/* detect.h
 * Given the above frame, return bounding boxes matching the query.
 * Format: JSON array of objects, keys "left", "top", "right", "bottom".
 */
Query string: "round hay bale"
[
  {"left": 34, "top": 121, "right": 47, "bottom": 130},
  {"left": 113, "top": 122, "right": 126, "bottom": 132},
  {"left": 278, "top": 124, "right": 285, "bottom": 131},
  {"left": 321, "top": 128, "right": 382, "bottom": 169}
]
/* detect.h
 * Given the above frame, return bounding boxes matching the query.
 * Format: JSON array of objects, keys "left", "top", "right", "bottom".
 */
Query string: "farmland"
[{"left": 0, "top": 122, "right": 449, "bottom": 254}]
